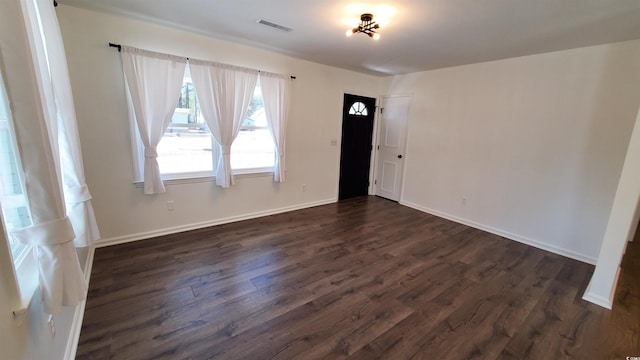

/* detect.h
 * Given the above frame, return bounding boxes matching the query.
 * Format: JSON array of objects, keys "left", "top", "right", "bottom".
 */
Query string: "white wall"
[
  {"left": 56, "top": 5, "right": 382, "bottom": 243},
  {"left": 384, "top": 40, "right": 640, "bottom": 263},
  {"left": 584, "top": 104, "right": 640, "bottom": 308},
  {"left": 0, "top": 222, "right": 25, "bottom": 360}
]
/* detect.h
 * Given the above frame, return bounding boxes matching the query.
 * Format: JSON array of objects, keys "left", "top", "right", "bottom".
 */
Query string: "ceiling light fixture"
[{"left": 346, "top": 13, "right": 380, "bottom": 40}]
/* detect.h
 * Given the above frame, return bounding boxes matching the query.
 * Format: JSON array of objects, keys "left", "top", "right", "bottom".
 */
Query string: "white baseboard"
[
  {"left": 582, "top": 287, "right": 614, "bottom": 309},
  {"left": 400, "top": 200, "right": 597, "bottom": 265},
  {"left": 581, "top": 266, "right": 620, "bottom": 309},
  {"left": 96, "top": 198, "right": 337, "bottom": 248},
  {"left": 64, "top": 245, "right": 96, "bottom": 360}
]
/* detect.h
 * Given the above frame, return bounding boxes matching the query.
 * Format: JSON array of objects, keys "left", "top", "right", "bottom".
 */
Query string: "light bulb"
[
  {"left": 346, "top": 29, "right": 354, "bottom": 37},
  {"left": 372, "top": 33, "right": 380, "bottom": 40}
]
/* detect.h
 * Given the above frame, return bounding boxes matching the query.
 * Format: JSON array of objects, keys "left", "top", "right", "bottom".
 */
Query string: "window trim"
[{"left": 132, "top": 169, "right": 274, "bottom": 188}]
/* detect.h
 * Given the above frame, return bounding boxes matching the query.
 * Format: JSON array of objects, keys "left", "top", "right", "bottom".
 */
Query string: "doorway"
[{"left": 338, "top": 94, "right": 376, "bottom": 200}]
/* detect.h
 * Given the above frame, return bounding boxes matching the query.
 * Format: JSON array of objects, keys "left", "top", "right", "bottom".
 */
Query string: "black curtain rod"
[
  {"left": 53, "top": 0, "right": 58, "bottom": 7},
  {"left": 108, "top": 43, "right": 121, "bottom": 52},
  {"left": 108, "top": 42, "right": 296, "bottom": 79}
]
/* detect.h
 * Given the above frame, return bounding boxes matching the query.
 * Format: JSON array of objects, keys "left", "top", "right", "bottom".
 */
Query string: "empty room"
[{"left": 0, "top": 0, "right": 639, "bottom": 359}]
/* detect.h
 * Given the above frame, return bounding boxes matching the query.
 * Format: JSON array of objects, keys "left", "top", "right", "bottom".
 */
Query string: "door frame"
[{"left": 370, "top": 94, "right": 413, "bottom": 202}]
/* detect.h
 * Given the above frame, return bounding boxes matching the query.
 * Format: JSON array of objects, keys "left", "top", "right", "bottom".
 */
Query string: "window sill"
[{"left": 133, "top": 170, "right": 274, "bottom": 188}]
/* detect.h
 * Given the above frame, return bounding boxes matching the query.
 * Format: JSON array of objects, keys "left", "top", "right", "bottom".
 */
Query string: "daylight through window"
[
  {"left": 349, "top": 101, "right": 368, "bottom": 116},
  {"left": 0, "top": 73, "right": 31, "bottom": 263},
  {"left": 156, "top": 67, "right": 214, "bottom": 175},
  {"left": 231, "top": 80, "right": 275, "bottom": 171},
  {"left": 151, "top": 68, "right": 275, "bottom": 179}
]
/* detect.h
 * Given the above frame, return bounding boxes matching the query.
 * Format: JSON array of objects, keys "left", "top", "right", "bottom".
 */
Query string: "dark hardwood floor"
[{"left": 76, "top": 196, "right": 639, "bottom": 359}]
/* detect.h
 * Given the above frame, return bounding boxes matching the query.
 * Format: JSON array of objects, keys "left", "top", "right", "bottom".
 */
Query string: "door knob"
[{"left": 397, "top": 155, "right": 403, "bottom": 159}]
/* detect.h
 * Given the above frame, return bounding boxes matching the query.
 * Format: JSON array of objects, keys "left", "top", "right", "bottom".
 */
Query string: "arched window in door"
[{"left": 348, "top": 101, "right": 368, "bottom": 116}]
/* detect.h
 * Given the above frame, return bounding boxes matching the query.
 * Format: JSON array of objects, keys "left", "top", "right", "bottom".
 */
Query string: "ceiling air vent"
[{"left": 257, "top": 19, "right": 293, "bottom": 32}]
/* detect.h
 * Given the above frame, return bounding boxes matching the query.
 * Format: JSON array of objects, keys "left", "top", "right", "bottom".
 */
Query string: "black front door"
[{"left": 338, "top": 94, "right": 376, "bottom": 200}]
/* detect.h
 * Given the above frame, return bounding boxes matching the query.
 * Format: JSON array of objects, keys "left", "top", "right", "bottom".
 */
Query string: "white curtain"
[
  {"left": 121, "top": 46, "right": 186, "bottom": 194},
  {"left": 36, "top": 0, "right": 99, "bottom": 247},
  {"left": 260, "top": 73, "right": 291, "bottom": 182},
  {"left": 189, "top": 60, "right": 258, "bottom": 188},
  {"left": 2, "top": 0, "right": 89, "bottom": 314}
]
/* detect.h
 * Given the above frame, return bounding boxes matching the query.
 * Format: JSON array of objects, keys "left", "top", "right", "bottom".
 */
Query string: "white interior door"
[{"left": 375, "top": 96, "right": 410, "bottom": 201}]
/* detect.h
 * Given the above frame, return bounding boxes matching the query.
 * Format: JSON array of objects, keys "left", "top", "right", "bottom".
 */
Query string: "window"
[
  {"left": 349, "top": 101, "right": 368, "bottom": 116},
  {"left": 0, "top": 73, "right": 32, "bottom": 264},
  {"left": 134, "top": 69, "right": 275, "bottom": 181},
  {"left": 0, "top": 68, "right": 38, "bottom": 313},
  {"left": 231, "top": 80, "right": 275, "bottom": 172},
  {"left": 156, "top": 67, "right": 214, "bottom": 177}
]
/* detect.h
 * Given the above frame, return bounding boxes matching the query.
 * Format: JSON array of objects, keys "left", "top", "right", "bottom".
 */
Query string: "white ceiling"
[{"left": 58, "top": 0, "right": 640, "bottom": 76}]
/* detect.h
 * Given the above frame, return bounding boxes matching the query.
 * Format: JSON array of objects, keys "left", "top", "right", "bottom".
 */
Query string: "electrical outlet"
[
  {"left": 461, "top": 197, "right": 467, "bottom": 205},
  {"left": 329, "top": 139, "right": 338, "bottom": 146},
  {"left": 167, "top": 200, "right": 175, "bottom": 211},
  {"left": 48, "top": 314, "right": 55, "bottom": 338},
  {"left": 301, "top": 184, "right": 307, "bottom": 192}
]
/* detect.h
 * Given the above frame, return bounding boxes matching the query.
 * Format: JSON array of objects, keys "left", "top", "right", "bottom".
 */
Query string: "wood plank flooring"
[{"left": 76, "top": 196, "right": 639, "bottom": 359}]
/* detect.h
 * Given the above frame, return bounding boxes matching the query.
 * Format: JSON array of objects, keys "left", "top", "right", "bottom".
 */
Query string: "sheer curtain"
[
  {"left": 37, "top": 0, "right": 99, "bottom": 247},
  {"left": 121, "top": 46, "right": 186, "bottom": 194},
  {"left": 260, "top": 73, "right": 291, "bottom": 182},
  {"left": 189, "top": 60, "right": 258, "bottom": 188},
  {"left": 2, "top": 0, "right": 91, "bottom": 314}
]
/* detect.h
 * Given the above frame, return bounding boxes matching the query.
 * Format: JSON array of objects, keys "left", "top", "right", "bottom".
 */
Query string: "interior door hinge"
[
  {"left": 377, "top": 145, "right": 380, "bottom": 150},
  {"left": 380, "top": 107, "right": 384, "bottom": 113},
  {"left": 374, "top": 180, "right": 377, "bottom": 185}
]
